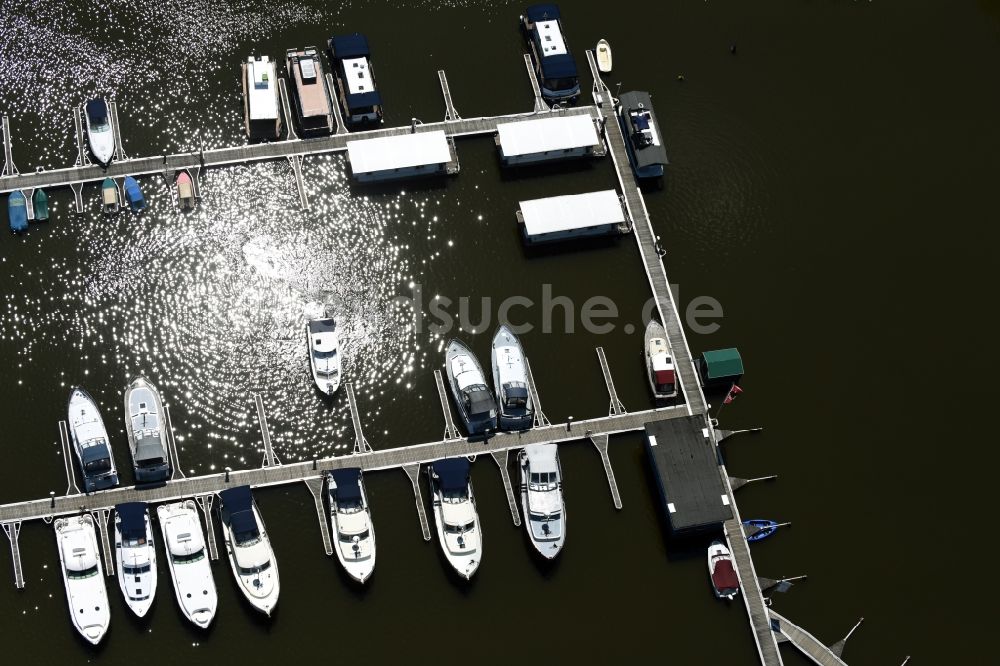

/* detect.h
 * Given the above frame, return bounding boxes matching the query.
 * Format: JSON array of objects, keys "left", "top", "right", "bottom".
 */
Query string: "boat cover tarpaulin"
[
  {"left": 331, "top": 467, "right": 362, "bottom": 502},
  {"left": 702, "top": 348, "right": 744, "bottom": 380},
  {"left": 220, "top": 485, "right": 260, "bottom": 541},
  {"left": 86, "top": 99, "right": 108, "bottom": 123},
  {"left": 497, "top": 114, "right": 598, "bottom": 157},
  {"left": 7, "top": 192, "right": 27, "bottom": 232},
  {"left": 526, "top": 4, "right": 561, "bottom": 22},
  {"left": 124, "top": 178, "right": 144, "bottom": 206},
  {"left": 712, "top": 559, "right": 739, "bottom": 590},
  {"left": 519, "top": 189, "right": 625, "bottom": 236},
  {"left": 539, "top": 53, "right": 577, "bottom": 80},
  {"left": 433, "top": 458, "right": 470, "bottom": 493},
  {"left": 330, "top": 33, "right": 370, "bottom": 59},
  {"left": 655, "top": 369, "right": 675, "bottom": 386},
  {"left": 346, "top": 90, "right": 382, "bottom": 109},
  {"left": 134, "top": 435, "right": 164, "bottom": 463},
  {"left": 115, "top": 502, "right": 147, "bottom": 540},
  {"left": 467, "top": 387, "right": 496, "bottom": 417},
  {"left": 347, "top": 130, "right": 451, "bottom": 174}
]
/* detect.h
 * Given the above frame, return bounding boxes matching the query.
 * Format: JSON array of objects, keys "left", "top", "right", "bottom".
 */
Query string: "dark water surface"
[{"left": 1, "top": 0, "right": 998, "bottom": 663}]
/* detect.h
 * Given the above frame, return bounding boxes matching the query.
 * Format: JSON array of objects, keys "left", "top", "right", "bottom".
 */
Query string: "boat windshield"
[
  {"left": 339, "top": 529, "right": 370, "bottom": 542},
  {"left": 237, "top": 560, "right": 271, "bottom": 576},
  {"left": 91, "top": 121, "right": 110, "bottom": 132},
  {"left": 529, "top": 472, "right": 558, "bottom": 491},
  {"left": 137, "top": 457, "right": 165, "bottom": 468},
  {"left": 445, "top": 521, "right": 475, "bottom": 534},
  {"left": 123, "top": 536, "right": 147, "bottom": 548},
  {"left": 531, "top": 510, "right": 561, "bottom": 521},
  {"left": 441, "top": 490, "right": 469, "bottom": 503},
  {"left": 544, "top": 76, "right": 578, "bottom": 92},
  {"left": 67, "top": 565, "right": 99, "bottom": 580},
  {"left": 172, "top": 548, "right": 205, "bottom": 564},
  {"left": 122, "top": 563, "right": 151, "bottom": 575},
  {"left": 337, "top": 500, "right": 363, "bottom": 513},
  {"left": 235, "top": 533, "right": 261, "bottom": 547},
  {"left": 84, "top": 457, "right": 111, "bottom": 473},
  {"left": 314, "top": 349, "right": 338, "bottom": 360}
]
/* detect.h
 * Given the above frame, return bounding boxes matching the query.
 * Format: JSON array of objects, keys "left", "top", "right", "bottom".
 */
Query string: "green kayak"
[{"left": 33, "top": 188, "right": 49, "bottom": 222}]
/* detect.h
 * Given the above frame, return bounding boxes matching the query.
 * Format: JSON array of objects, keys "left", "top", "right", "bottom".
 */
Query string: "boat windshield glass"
[
  {"left": 339, "top": 529, "right": 370, "bottom": 542},
  {"left": 237, "top": 560, "right": 271, "bottom": 575},
  {"left": 235, "top": 533, "right": 261, "bottom": 547},
  {"left": 122, "top": 563, "right": 151, "bottom": 575},
  {"left": 529, "top": 472, "right": 557, "bottom": 491},
  {"left": 441, "top": 489, "right": 469, "bottom": 503},
  {"left": 445, "top": 521, "right": 475, "bottom": 534},
  {"left": 123, "top": 536, "right": 147, "bottom": 548},
  {"left": 531, "top": 510, "right": 561, "bottom": 520},
  {"left": 85, "top": 457, "right": 111, "bottom": 473},
  {"left": 545, "top": 76, "right": 578, "bottom": 91},
  {"left": 137, "top": 457, "right": 165, "bottom": 468},
  {"left": 172, "top": 549, "right": 205, "bottom": 564},
  {"left": 337, "top": 500, "right": 363, "bottom": 513},
  {"left": 314, "top": 349, "right": 338, "bottom": 359},
  {"left": 67, "top": 565, "right": 99, "bottom": 579}
]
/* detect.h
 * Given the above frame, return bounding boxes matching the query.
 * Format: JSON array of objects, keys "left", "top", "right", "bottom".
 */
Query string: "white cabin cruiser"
[
  {"left": 219, "top": 485, "right": 280, "bottom": 615},
  {"left": 708, "top": 540, "right": 740, "bottom": 600},
  {"left": 85, "top": 98, "right": 115, "bottom": 166},
  {"left": 445, "top": 338, "right": 498, "bottom": 437},
  {"left": 519, "top": 444, "right": 566, "bottom": 558},
  {"left": 67, "top": 386, "right": 119, "bottom": 492},
  {"left": 157, "top": 500, "right": 218, "bottom": 628},
  {"left": 307, "top": 318, "right": 341, "bottom": 395},
  {"left": 327, "top": 467, "right": 376, "bottom": 583},
  {"left": 428, "top": 458, "right": 482, "bottom": 579},
  {"left": 54, "top": 514, "right": 110, "bottom": 645},
  {"left": 123, "top": 376, "right": 172, "bottom": 483},
  {"left": 114, "top": 502, "right": 157, "bottom": 617},
  {"left": 645, "top": 319, "right": 678, "bottom": 399},
  {"left": 491, "top": 325, "right": 535, "bottom": 431}
]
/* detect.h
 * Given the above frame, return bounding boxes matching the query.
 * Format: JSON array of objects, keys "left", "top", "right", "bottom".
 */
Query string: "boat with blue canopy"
[
  {"left": 428, "top": 458, "right": 482, "bottom": 579},
  {"left": 326, "top": 467, "right": 376, "bottom": 583},
  {"left": 7, "top": 191, "right": 27, "bottom": 232},
  {"left": 123, "top": 176, "right": 145, "bottom": 212},
  {"left": 520, "top": 4, "right": 580, "bottom": 102},
  {"left": 328, "top": 33, "right": 384, "bottom": 126},
  {"left": 218, "top": 485, "right": 280, "bottom": 615},
  {"left": 114, "top": 502, "right": 157, "bottom": 617}
]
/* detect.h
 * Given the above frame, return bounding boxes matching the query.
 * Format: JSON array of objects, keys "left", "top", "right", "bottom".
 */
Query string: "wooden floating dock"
[
  {"left": 595, "top": 347, "right": 626, "bottom": 416},
  {"left": 433, "top": 369, "right": 461, "bottom": 441},
  {"left": 589, "top": 434, "right": 623, "bottom": 510},
  {"left": 1, "top": 521, "right": 23, "bottom": 589},
  {"left": 523, "top": 357, "right": 550, "bottom": 427},
  {"left": 2, "top": 114, "right": 16, "bottom": 177},
  {"left": 323, "top": 72, "right": 348, "bottom": 136},
  {"left": 304, "top": 477, "right": 334, "bottom": 556},
  {"left": 438, "top": 70, "right": 461, "bottom": 121},
  {"left": 254, "top": 393, "right": 279, "bottom": 467},
  {"left": 57, "top": 420, "right": 80, "bottom": 495},
  {"left": 193, "top": 494, "right": 219, "bottom": 561},
  {"left": 768, "top": 609, "right": 858, "bottom": 666},
  {"left": 346, "top": 382, "right": 372, "bottom": 454},
  {"left": 523, "top": 53, "right": 547, "bottom": 113},
  {"left": 401, "top": 463, "right": 432, "bottom": 542},
  {"left": 164, "top": 403, "right": 186, "bottom": 480},
  {"left": 490, "top": 450, "right": 521, "bottom": 526},
  {"left": 277, "top": 78, "right": 299, "bottom": 142},
  {"left": 91, "top": 508, "right": 114, "bottom": 576}
]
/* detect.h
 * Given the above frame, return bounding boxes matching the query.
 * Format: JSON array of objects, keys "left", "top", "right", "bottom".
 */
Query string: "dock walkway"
[{"left": 768, "top": 609, "right": 851, "bottom": 666}]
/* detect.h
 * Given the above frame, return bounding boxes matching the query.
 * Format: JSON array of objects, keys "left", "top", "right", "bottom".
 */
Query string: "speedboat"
[
  {"left": 85, "top": 98, "right": 115, "bottom": 166},
  {"left": 33, "top": 189, "right": 49, "bottom": 222},
  {"left": 176, "top": 171, "right": 195, "bottom": 210},
  {"left": 67, "top": 386, "right": 119, "bottom": 492},
  {"left": 491, "top": 325, "right": 534, "bottom": 431},
  {"left": 157, "top": 500, "right": 218, "bottom": 628},
  {"left": 645, "top": 319, "right": 678, "bottom": 399},
  {"left": 445, "top": 338, "right": 497, "bottom": 437},
  {"left": 596, "top": 38, "right": 613, "bottom": 73},
  {"left": 123, "top": 176, "right": 145, "bottom": 212},
  {"left": 428, "top": 458, "right": 482, "bottom": 579},
  {"left": 326, "top": 468, "right": 376, "bottom": 583},
  {"left": 123, "top": 376, "right": 172, "bottom": 483},
  {"left": 744, "top": 519, "right": 779, "bottom": 543},
  {"left": 54, "top": 514, "right": 110, "bottom": 645},
  {"left": 218, "top": 485, "right": 280, "bottom": 615},
  {"left": 101, "top": 177, "right": 119, "bottom": 215},
  {"left": 114, "top": 502, "right": 157, "bottom": 617},
  {"left": 708, "top": 541, "right": 739, "bottom": 600},
  {"left": 307, "top": 318, "right": 341, "bottom": 395},
  {"left": 519, "top": 443, "right": 566, "bottom": 559},
  {"left": 7, "top": 190, "right": 27, "bottom": 232}
]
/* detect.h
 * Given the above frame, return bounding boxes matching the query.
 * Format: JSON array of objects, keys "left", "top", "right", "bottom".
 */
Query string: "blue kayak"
[
  {"left": 123, "top": 176, "right": 145, "bottom": 212},
  {"left": 7, "top": 191, "right": 28, "bottom": 232},
  {"left": 743, "top": 519, "right": 779, "bottom": 543}
]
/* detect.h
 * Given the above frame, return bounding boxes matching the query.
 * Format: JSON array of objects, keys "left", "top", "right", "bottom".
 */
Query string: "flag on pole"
[{"left": 723, "top": 384, "right": 743, "bottom": 405}]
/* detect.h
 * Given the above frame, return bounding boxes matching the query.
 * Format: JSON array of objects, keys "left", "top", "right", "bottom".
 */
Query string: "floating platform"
[
  {"left": 346, "top": 130, "right": 454, "bottom": 182},
  {"left": 496, "top": 113, "right": 601, "bottom": 165},
  {"left": 517, "top": 189, "right": 627, "bottom": 244}
]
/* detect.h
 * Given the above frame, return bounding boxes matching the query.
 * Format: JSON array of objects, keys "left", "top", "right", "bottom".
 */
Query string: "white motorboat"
[
  {"left": 327, "top": 468, "right": 376, "bottom": 583},
  {"left": 596, "top": 38, "right": 613, "bottom": 73},
  {"left": 445, "top": 338, "right": 497, "bottom": 437},
  {"left": 491, "top": 325, "right": 534, "bottom": 431},
  {"left": 157, "top": 500, "right": 218, "bottom": 628},
  {"left": 67, "top": 386, "right": 119, "bottom": 492},
  {"left": 307, "top": 318, "right": 341, "bottom": 395},
  {"left": 428, "top": 458, "right": 482, "bottom": 579},
  {"left": 218, "top": 485, "right": 280, "bottom": 615},
  {"left": 85, "top": 98, "right": 115, "bottom": 166},
  {"left": 114, "top": 502, "right": 157, "bottom": 617},
  {"left": 123, "top": 376, "right": 172, "bottom": 483},
  {"left": 54, "top": 514, "right": 110, "bottom": 645},
  {"left": 708, "top": 540, "right": 740, "bottom": 600},
  {"left": 645, "top": 319, "right": 679, "bottom": 399},
  {"left": 519, "top": 443, "right": 566, "bottom": 559}
]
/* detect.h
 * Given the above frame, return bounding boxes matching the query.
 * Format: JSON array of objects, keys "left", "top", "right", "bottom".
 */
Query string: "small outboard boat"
[
  {"left": 743, "top": 519, "right": 779, "bottom": 543},
  {"left": 596, "top": 39, "right": 613, "bottom": 73},
  {"left": 7, "top": 190, "right": 28, "bottom": 232},
  {"left": 176, "top": 171, "right": 195, "bottom": 210},
  {"left": 33, "top": 189, "right": 49, "bottom": 222},
  {"left": 708, "top": 541, "right": 739, "bottom": 599},
  {"left": 123, "top": 176, "right": 145, "bottom": 212},
  {"left": 101, "top": 178, "right": 119, "bottom": 215}
]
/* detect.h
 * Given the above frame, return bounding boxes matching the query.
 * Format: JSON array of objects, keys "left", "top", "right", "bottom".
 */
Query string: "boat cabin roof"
[
  {"left": 115, "top": 502, "right": 147, "bottom": 540},
  {"left": 524, "top": 443, "right": 558, "bottom": 472},
  {"left": 497, "top": 114, "right": 599, "bottom": 157},
  {"left": 619, "top": 91, "right": 670, "bottom": 168},
  {"left": 346, "top": 130, "right": 451, "bottom": 174},
  {"left": 519, "top": 189, "right": 625, "bottom": 237},
  {"left": 330, "top": 467, "right": 362, "bottom": 502},
  {"left": 701, "top": 348, "right": 744, "bottom": 380},
  {"left": 61, "top": 527, "right": 98, "bottom": 571},
  {"left": 433, "top": 458, "right": 470, "bottom": 493},
  {"left": 86, "top": 99, "right": 108, "bottom": 123},
  {"left": 651, "top": 352, "right": 673, "bottom": 372},
  {"left": 330, "top": 33, "right": 371, "bottom": 59},
  {"left": 134, "top": 435, "right": 166, "bottom": 462},
  {"left": 246, "top": 55, "right": 279, "bottom": 121},
  {"left": 166, "top": 517, "right": 206, "bottom": 556},
  {"left": 288, "top": 49, "right": 332, "bottom": 119}
]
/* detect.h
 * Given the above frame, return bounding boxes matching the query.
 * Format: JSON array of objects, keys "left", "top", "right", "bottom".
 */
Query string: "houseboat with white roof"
[
  {"left": 517, "top": 189, "right": 628, "bottom": 245},
  {"left": 242, "top": 55, "right": 282, "bottom": 140}
]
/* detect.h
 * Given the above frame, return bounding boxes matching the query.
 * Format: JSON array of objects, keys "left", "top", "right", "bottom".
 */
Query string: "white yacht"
[
  {"left": 428, "top": 458, "right": 482, "bottom": 579},
  {"left": 123, "top": 376, "right": 172, "bottom": 483},
  {"left": 326, "top": 467, "right": 376, "bottom": 583},
  {"left": 645, "top": 319, "right": 678, "bottom": 399},
  {"left": 307, "top": 318, "right": 341, "bottom": 395},
  {"left": 219, "top": 485, "right": 280, "bottom": 615},
  {"left": 85, "top": 98, "right": 115, "bottom": 166},
  {"left": 157, "top": 500, "right": 218, "bottom": 628},
  {"left": 114, "top": 502, "right": 157, "bottom": 617},
  {"left": 708, "top": 541, "right": 740, "bottom": 600},
  {"left": 67, "top": 386, "right": 119, "bottom": 492},
  {"left": 54, "top": 514, "right": 110, "bottom": 645},
  {"left": 491, "top": 325, "right": 534, "bottom": 431},
  {"left": 445, "top": 338, "right": 498, "bottom": 437},
  {"left": 519, "top": 443, "right": 566, "bottom": 558}
]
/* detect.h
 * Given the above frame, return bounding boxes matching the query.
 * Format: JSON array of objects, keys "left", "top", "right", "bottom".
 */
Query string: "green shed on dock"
[{"left": 698, "top": 348, "right": 744, "bottom": 388}]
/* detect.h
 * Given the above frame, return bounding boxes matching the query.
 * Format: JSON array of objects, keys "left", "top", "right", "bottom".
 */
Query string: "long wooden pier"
[{"left": 768, "top": 609, "right": 860, "bottom": 666}]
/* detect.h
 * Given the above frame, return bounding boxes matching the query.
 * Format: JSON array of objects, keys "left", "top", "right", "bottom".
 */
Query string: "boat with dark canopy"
[
  {"left": 33, "top": 189, "right": 49, "bottom": 222},
  {"left": 123, "top": 376, "right": 172, "bottom": 483},
  {"left": 85, "top": 98, "right": 115, "bottom": 166},
  {"left": 7, "top": 191, "right": 27, "bottom": 232},
  {"left": 328, "top": 33, "right": 384, "bottom": 126},
  {"left": 445, "top": 338, "right": 497, "bottom": 437},
  {"left": 520, "top": 4, "right": 580, "bottom": 102},
  {"left": 218, "top": 485, "right": 279, "bottom": 615},
  {"left": 708, "top": 541, "right": 739, "bottom": 599},
  {"left": 67, "top": 386, "right": 119, "bottom": 492},
  {"left": 123, "top": 176, "right": 145, "bottom": 212},
  {"left": 326, "top": 467, "right": 376, "bottom": 583},
  {"left": 617, "top": 90, "right": 669, "bottom": 178},
  {"left": 114, "top": 502, "right": 157, "bottom": 617},
  {"left": 428, "top": 458, "right": 482, "bottom": 579}
]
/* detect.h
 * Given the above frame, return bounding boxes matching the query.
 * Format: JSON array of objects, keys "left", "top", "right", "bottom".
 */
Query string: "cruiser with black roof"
[
  {"left": 219, "top": 485, "right": 280, "bottom": 615},
  {"left": 67, "top": 386, "right": 119, "bottom": 492},
  {"left": 328, "top": 33, "right": 384, "bottom": 126},
  {"left": 445, "top": 338, "right": 498, "bottom": 437},
  {"left": 617, "top": 90, "right": 669, "bottom": 178},
  {"left": 520, "top": 4, "right": 580, "bottom": 102}
]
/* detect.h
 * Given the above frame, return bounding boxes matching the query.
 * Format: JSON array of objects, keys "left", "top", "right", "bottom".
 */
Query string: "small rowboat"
[
  {"left": 708, "top": 541, "right": 739, "bottom": 600},
  {"left": 596, "top": 39, "right": 613, "bottom": 74},
  {"left": 176, "top": 171, "right": 195, "bottom": 211},
  {"left": 123, "top": 176, "right": 145, "bottom": 213},
  {"left": 743, "top": 519, "right": 779, "bottom": 543},
  {"left": 8, "top": 191, "right": 28, "bottom": 232},
  {"left": 101, "top": 178, "right": 119, "bottom": 215},
  {"left": 33, "top": 189, "right": 49, "bottom": 222}
]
